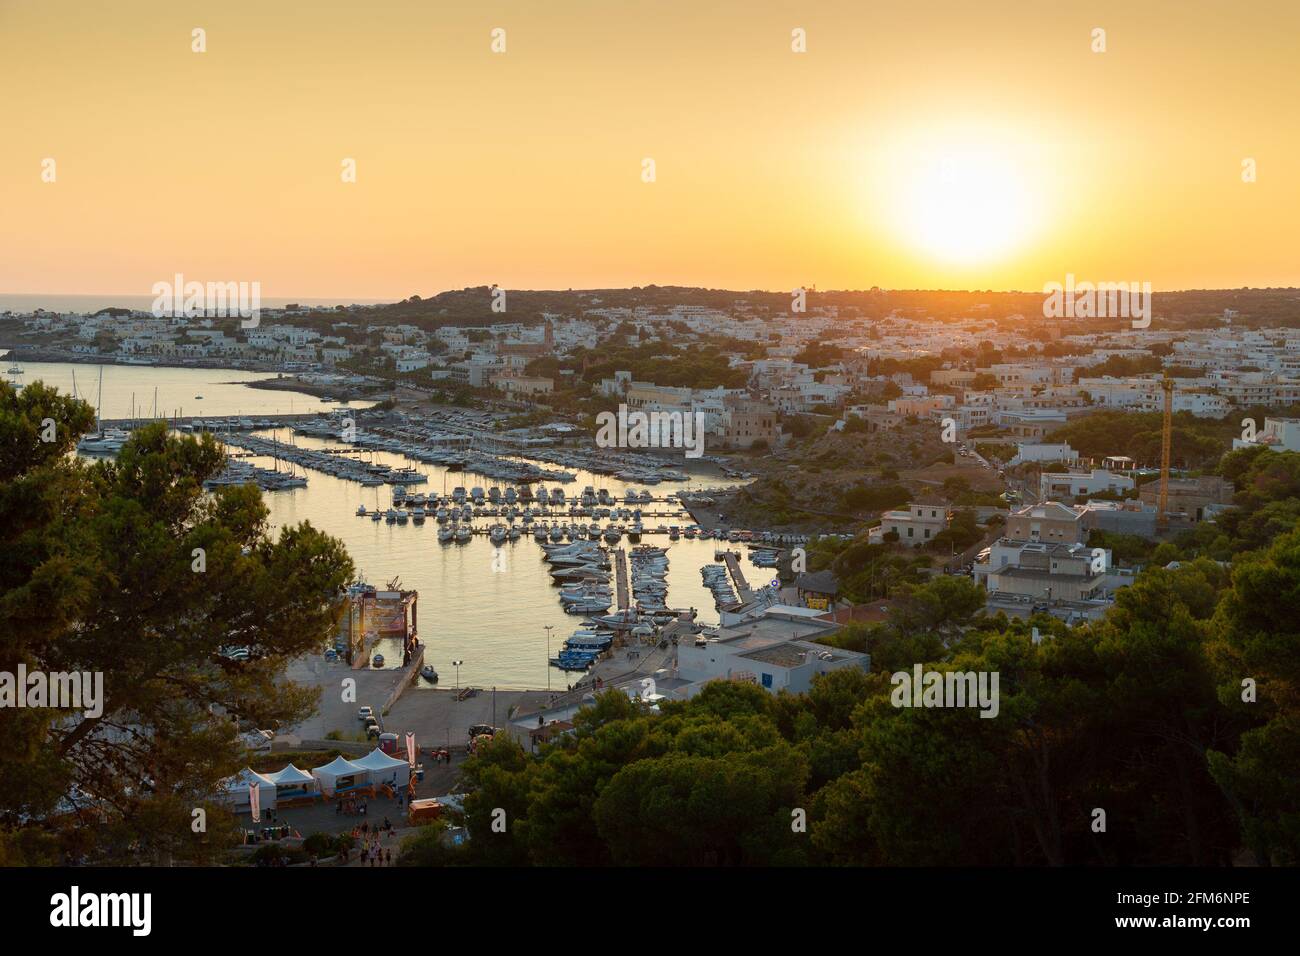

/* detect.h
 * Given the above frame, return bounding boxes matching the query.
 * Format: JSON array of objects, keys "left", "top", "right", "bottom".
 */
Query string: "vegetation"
[
  {"left": 0, "top": 381, "right": 354, "bottom": 866},
  {"left": 406, "top": 542, "right": 1297, "bottom": 866},
  {"left": 1046, "top": 410, "right": 1231, "bottom": 468}
]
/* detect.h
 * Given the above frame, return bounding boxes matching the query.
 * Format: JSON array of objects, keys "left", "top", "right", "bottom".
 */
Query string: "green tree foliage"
[
  {"left": 0, "top": 382, "right": 354, "bottom": 865},
  {"left": 1207, "top": 529, "right": 1300, "bottom": 864},
  {"left": 411, "top": 549, "right": 1291, "bottom": 866},
  {"left": 1047, "top": 410, "right": 1227, "bottom": 468}
]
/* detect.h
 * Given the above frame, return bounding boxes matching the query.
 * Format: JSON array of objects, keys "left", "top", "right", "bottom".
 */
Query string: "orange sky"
[{"left": 2, "top": 0, "right": 1298, "bottom": 299}]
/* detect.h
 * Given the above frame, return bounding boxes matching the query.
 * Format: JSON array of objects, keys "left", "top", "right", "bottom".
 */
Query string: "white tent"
[
  {"left": 311, "top": 755, "right": 368, "bottom": 796},
  {"left": 221, "top": 768, "right": 277, "bottom": 812},
  {"left": 266, "top": 764, "right": 316, "bottom": 796},
  {"left": 353, "top": 748, "right": 411, "bottom": 789}
]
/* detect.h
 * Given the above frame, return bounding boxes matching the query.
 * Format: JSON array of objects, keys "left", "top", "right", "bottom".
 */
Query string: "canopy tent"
[
  {"left": 353, "top": 748, "right": 411, "bottom": 789},
  {"left": 221, "top": 768, "right": 277, "bottom": 812},
  {"left": 311, "top": 756, "right": 368, "bottom": 796},
  {"left": 266, "top": 764, "right": 316, "bottom": 796}
]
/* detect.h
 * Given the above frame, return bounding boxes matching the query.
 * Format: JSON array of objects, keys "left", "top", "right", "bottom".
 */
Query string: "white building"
[
  {"left": 1008, "top": 442, "right": 1079, "bottom": 466},
  {"left": 1233, "top": 417, "right": 1300, "bottom": 453},
  {"left": 1038, "top": 469, "right": 1136, "bottom": 501}
]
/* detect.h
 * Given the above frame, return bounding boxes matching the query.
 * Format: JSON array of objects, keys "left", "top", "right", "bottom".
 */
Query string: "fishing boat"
[{"left": 437, "top": 526, "right": 454, "bottom": 543}]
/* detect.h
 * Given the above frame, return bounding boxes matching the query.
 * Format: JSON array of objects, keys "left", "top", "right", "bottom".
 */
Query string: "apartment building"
[
  {"left": 881, "top": 499, "right": 951, "bottom": 546},
  {"left": 1232, "top": 416, "right": 1300, "bottom": 453},
  {"left": 1136, "top": 475, "right": 1235, "bottom": 521},
  {"left": 719, "top": 399, "right": 780, "bottom": 449},
  {"left": 1038, "top": 469, "right": 1135, "bottom": 501},
  {"left": 1003, "top": 502, "right": 1087, "bottom": 544}
]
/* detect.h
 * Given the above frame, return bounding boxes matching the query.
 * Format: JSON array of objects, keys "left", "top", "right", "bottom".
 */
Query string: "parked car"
[{"left": 357, "top": 706, "right": 374, "bottom": 721}]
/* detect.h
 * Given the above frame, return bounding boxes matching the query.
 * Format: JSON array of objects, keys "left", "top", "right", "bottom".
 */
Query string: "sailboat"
[
  {"left": 77, "top": 366, "right": 129, "bottom": 455},
  {"left": 3, "top": 353, "right": 21, "bottom": 390}
]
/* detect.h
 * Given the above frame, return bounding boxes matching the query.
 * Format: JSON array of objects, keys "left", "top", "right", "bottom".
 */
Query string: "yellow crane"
[{"left": 1157, "top": 373, "right": 1173, "bottom": 529}]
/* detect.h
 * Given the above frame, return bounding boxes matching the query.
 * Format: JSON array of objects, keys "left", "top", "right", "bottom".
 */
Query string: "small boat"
[
  {"left": 370, "top": 510, "right": 382, "bottom": 521},
  {"left": 438, "top": 526, "right": 454, "bottom": 543},
  {"left": 420, "top": 665, "right": 439, "bottom": 682},
  {"left": 356, "top": 505, "right": 367, "bottom": 516},
  {"left": 372, "top": 654, "right": 385, "bottom": 667},
  {"left": 194, "top": 394, "right": 203, "bottom": 400}
]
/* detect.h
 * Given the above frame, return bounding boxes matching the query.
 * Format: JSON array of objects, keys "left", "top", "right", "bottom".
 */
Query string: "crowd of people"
[
  {"left": 351, "top": 819, "right": 397, "bottom": 867},
  {"left": 336, "top": 795, "right": 368, "bottom": 816}
]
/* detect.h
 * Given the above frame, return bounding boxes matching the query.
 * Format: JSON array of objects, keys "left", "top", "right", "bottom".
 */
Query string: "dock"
[
  {"left": 721, "top": 550, "right": 754, "bottom": 603},
  {"left": 614, "top": 548, "right": 630, "bottom": 610}
]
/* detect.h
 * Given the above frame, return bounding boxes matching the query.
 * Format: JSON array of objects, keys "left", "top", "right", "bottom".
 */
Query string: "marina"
[
  {"left": 246, "top": 431, "right": 772, "bottom": 689},
  {"left": 25, "top": 360, "right": 788, "bottom": 689}
]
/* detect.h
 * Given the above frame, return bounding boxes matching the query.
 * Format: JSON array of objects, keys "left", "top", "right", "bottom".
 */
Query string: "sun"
[
  {"left": 900, "top": 146, "right": 1033, "bottom": 264},
  {"left": 874, "top": 131, "right": 1042, "bottom": 268}
]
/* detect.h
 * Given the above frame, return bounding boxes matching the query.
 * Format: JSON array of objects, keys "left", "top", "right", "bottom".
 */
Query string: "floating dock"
[
  {"left": 721, "top": 551, "right": 754, "bottom": 603},
  {"left": 614, "top": 549, "right": 630, "bottom": 610}
]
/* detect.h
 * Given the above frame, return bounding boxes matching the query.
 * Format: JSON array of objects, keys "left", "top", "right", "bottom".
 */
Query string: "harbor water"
[{"left": 15, "top": 361, "right": 761, "bottom": 690}]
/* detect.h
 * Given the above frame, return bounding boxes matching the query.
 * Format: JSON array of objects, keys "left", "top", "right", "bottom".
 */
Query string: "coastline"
[
  {"left": 0, "top": 343, "right": 283, "bottom": 375},
  {"left": 2, "top": 345, "right": 384, "bottom": 403}
]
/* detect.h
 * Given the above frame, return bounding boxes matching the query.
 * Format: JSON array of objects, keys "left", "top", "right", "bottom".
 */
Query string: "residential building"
[{"left": 881, "top": 500, "right": 951, "bottom": 546}]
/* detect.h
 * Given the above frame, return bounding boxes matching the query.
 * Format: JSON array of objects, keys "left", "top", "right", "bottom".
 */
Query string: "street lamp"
[
  {"left": 544, "top": 626, "right": 554, "bottom": 691},
  {"left": 451, "top": 659, "right": 463, "bottom": 693}
]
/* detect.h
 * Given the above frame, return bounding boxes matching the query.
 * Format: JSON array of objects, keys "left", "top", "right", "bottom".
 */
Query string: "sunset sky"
[{"left": 2, "top": 0, "right": 1298, "bottom": 299}]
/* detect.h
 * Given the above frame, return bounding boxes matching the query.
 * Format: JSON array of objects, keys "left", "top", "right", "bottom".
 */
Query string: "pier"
[
  {"left": 614, "top": 549, "right": 630, "bottom": 610},
  {"left": 100, "top": 412, "right": 319, "bottom": 430},
  {"left": 721, "top": 550, "right": 754, "bottom": 603}
]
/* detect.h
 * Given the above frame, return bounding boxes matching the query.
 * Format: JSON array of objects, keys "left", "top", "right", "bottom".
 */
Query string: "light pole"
[
  {"left": 544, "top": 626, "right": 554, "bottom": 690},
  {"left": 452, "top": 659, "right": 463, "bottom": 693}
]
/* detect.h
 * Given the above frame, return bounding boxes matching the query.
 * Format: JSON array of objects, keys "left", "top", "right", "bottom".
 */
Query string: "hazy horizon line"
[{"left": 4, "top": 284, "right": 1300, "bottom": 308}]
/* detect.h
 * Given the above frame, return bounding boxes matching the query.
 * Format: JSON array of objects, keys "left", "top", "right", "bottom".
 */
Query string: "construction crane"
[{"left": 1157, "top": 372, "right": 1173, "bottom": 529}]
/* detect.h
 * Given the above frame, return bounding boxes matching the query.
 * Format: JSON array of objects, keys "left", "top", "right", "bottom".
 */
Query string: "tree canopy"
[{"left": 0, "top": 381, "right": 353, "bottom": 865}]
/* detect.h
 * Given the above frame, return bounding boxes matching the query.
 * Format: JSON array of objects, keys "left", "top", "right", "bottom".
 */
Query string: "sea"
[
  {"left": 8, "top": 358, "right": 754, "bottom": 689},
  {"left": 0, "top": 293, "right": 386, "bottom": 314}
]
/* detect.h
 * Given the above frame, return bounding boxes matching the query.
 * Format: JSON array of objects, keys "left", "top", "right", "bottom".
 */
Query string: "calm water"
[
  {"left": 0, "top": 294, "right": 385, "bottom": 313},
  {"left": 5, "top": 359, "right": 367, "bottom": 420},
  {"left": 250, "top": 431, "right": 752, "bottom": 690},
  {"left": 16, "top": 359, "right": 758, "bottom": 690}
]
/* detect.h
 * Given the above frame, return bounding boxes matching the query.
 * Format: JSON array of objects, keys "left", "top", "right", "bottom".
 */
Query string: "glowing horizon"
[{"left": 3, "top": 0, "right": 1298, "bottom": 300}]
